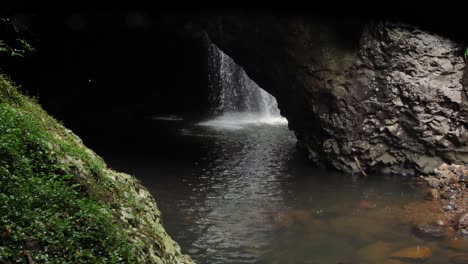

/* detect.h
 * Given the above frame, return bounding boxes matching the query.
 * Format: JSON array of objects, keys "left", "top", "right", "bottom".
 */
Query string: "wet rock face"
[{"left": 205, "top": 16, "right": 468, "bottom": 175}]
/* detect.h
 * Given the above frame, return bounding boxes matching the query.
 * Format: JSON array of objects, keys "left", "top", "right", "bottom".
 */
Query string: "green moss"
[{"left": 0, "top": 75, "right": 138, "bottom": 263}]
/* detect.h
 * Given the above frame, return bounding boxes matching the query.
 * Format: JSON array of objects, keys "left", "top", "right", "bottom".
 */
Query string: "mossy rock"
[{"left": 0, "top": 73, "right": 194, "bottom": 263}]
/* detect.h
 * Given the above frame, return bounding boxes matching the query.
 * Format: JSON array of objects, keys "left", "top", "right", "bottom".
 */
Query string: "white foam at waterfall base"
[
  {"left": 199, "top": 112, "right": 287, "bottom": 130},
  {"left": 200, "top": 42, "right": 287, "bottom": 130}
]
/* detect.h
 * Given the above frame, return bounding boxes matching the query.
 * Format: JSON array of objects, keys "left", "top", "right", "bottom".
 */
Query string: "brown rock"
[
  {"left": 390, "top": 246, "right": 432, "bottom": 261},
  {"left": 450, "top": 177, "right": 459, "bottom": 184},
  {"left": 426, "top": 188, "right": 439, "bottom": 200},
  {"left": 452, "top": 211, "right": 468, "bottom": 230},
  {"left": 451, "top": 254, "right": 468, "bottom": 264}
]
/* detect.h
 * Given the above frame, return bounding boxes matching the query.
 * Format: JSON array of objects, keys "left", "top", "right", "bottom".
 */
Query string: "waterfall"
[{"left": 202, "top": 42, "right": 286, "bottom": 128}]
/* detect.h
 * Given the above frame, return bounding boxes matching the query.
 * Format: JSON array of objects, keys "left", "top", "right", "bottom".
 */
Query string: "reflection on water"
[{"left": 99, "top": 117, "right": 453, "bottom": 264}]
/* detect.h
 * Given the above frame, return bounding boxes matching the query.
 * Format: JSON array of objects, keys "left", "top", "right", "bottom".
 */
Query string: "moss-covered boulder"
[{"left": 0, "top": 74, "right": 194, "bottom": 263}]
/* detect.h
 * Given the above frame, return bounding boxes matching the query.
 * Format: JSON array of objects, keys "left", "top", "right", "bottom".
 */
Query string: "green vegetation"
[
  {"left": 0, "top": 75, "right": 138, "bottom": 263},
  {"left": 464, "top": 47, "right": 468, "bottom": 60},
  {"left": 0, "top": 39, "right": 35, "bottom": 58}
]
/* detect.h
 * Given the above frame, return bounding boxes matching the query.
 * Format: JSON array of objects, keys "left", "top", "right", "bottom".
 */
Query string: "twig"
[
  {"left": 23, "top": 250, "right": 35, "bottom": 264},
  {"left": 354, "top": 156, "right": 368, "bottom": 177}
]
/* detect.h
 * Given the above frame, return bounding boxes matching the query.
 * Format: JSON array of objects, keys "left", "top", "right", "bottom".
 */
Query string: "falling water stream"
[{"left": 200, "top": 43, "right": 287, "bottom": 129}]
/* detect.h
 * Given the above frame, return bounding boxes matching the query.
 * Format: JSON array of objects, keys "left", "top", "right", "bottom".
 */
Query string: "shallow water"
[{"left": 96, "top": 115, "right": 461, "bottom": 264}]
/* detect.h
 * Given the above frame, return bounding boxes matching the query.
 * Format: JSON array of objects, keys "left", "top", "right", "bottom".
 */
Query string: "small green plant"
[
  {"left": 464, "top": 47, "right": 468, "bottom": 60},
  {"left": 0, "top": 38, "right": 35, "bottom": 58}
]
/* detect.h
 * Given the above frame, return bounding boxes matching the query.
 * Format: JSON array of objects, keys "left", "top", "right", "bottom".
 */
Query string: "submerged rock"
[
  {"left": 390, "top": 246, "right": 432, "bottom": 261},
  {"left": 413, "top": 223, "right": 446, "bottom": 239},
  {"left": 445, "top": 239, "right": 468, "bottom": 252},
  {"left": 356, "top": 241, "right": 391, "bottom": 263},
  {"left": 292, "top": 209, "right": 314, "bottom": 225}
]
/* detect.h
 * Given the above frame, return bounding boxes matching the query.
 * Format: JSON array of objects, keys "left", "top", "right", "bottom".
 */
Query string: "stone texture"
[
  {"left": 204, "top": 17, "right": 468, "bottom": 175},
  {"left": 452, "top": 211, "right": 468, "bottom": 230}
]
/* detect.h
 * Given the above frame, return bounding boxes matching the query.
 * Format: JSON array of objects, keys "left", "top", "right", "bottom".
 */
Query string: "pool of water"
[{"left": 92, "top": 114, "right": 458, "bottom": 264}]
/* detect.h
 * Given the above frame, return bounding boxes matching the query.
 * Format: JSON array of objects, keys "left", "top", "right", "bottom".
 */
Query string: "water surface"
[{"left": 95, "top": 115, "right": 458, "bottom": 264}]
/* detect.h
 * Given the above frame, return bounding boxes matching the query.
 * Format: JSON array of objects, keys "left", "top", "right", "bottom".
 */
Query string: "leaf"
[
  {"left": 10, "top": 51, "right": 24, "bottom": 58},
  {"left": 70, "top": 184, "right": 81, "bottom": 189}
]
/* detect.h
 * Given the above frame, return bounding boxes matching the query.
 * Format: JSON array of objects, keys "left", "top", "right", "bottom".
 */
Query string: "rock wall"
[{"left": 205, "top": 16, "right": 468, "bottom": 175}]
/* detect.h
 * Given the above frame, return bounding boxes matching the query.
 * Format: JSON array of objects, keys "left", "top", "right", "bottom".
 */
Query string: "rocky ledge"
[{"left": 204, "top": 16, "right": 467, "bottom": 175}]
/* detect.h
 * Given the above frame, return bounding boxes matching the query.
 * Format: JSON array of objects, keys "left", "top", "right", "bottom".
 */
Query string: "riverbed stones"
[
  {"left": 445, "top": 204, "right": 458, "bottom": 212},
  {"left": 460, "top": 229, "right": 468, "bottom": 238},
  {"left": 424, "top": 164, "right": 468, "bottom": 190},
  {"left": 390, "top": 246, "right": 432, "bottom": 261},
  {"left": 452, "top": 211, "right": 468, "bottom": 230},
  {"left": 442, "top": 189, "right": 459, "bottom": 200}
]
